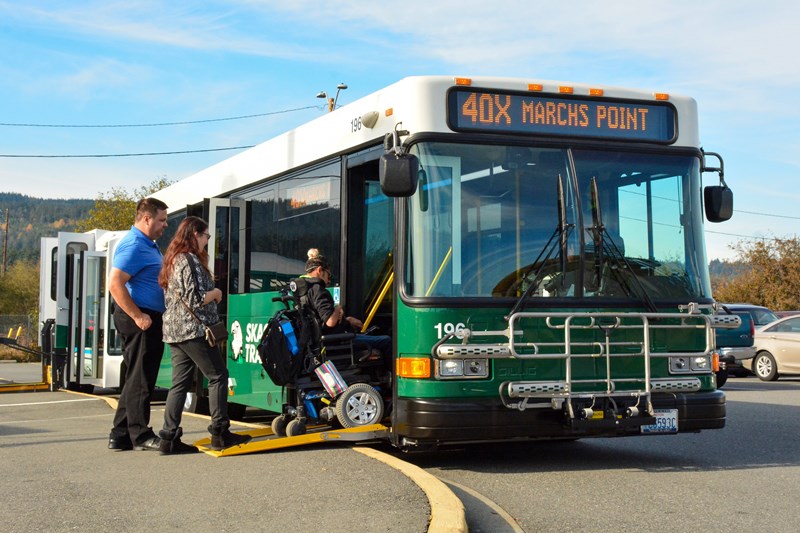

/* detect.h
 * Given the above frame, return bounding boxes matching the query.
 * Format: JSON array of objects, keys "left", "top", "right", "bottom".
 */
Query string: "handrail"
[
  {"left": 425, "top": 246, "right": 452, "bottom": 297},
  {"left": 362, "top": 271, "right": 394, "bottom": 332}
]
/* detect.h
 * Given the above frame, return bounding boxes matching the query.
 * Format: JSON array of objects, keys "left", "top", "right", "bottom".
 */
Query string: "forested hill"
[{"left": 0, "top": 193, "right": 93, "bottom": 264}]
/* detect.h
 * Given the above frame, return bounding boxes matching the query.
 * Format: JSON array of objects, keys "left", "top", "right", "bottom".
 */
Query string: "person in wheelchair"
[{"left": 300, "top": 251, "right": 391, "bottom": 367}]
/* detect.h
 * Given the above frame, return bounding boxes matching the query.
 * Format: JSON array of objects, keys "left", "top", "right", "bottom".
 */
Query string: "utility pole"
[{"left": 2, "top": 208, "right": 7, "bottom": 275}]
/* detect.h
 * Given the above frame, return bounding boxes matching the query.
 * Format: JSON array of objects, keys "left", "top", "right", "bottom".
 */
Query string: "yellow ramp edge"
[
  {"left": 0, "top": 382, "right": 50, "bottom": 393},
  {"left": 193, "top": 423, "right": 390, "bottom": 457}
]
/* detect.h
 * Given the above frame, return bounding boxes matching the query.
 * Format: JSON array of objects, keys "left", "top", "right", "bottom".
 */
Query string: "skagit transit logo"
[
  {"left": 230, "top": 320, "right": 244, "bottom": 360},
  {"left": 229, "top": 320, "right": 269, "bottom": 364}
]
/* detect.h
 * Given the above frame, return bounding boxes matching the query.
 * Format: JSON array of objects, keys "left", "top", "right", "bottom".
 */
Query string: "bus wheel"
[
  {"left": 66, "top": 382, "right": 94, "bottom": 394},
  {"left": 715, "top": 369, "right": 728, "bottom": 388},
  {"left": 271, "top": 415, "right": 288, "bottom": 437},
  {"left": 286, "top": 418, "right": 307, "bottom": 437},
  {"left": 227, "top": 402, "right": 247, "bottom": 420},
  {"left": 335, "top": 383, "right": 384, "bottom": 428}
]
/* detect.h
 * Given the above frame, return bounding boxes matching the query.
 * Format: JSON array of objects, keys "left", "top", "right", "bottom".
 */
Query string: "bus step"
[{"left": 192, "top": 423, "right": 390, "bottom": 457}]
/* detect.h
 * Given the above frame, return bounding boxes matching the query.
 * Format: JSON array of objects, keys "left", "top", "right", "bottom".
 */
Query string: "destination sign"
[{"left": 447, "top": 88, "right": 676, "bottom": 142}]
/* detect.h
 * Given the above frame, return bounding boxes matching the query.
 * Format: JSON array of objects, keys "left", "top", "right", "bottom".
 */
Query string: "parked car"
[
  {"left": 716, "top": 304, "right": 778, "bottom": 378},
  {"left": 775, "top": 310, "right": 800, "bottom": 318},
  {"left": 713, "top": 308, "right": 755, "bottom": 386},
  {"left": 722, "top": 304, "right": 780, "bottom": 327},
  {"left": 748, "top": 315, "right": 800, "bottom": 381}
]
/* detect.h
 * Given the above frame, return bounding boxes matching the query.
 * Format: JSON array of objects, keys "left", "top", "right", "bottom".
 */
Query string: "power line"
[
  {"left": 0, "top": 105, "right": 321, "bottom": 128},
  {"left": 734, "top": 209, "right": 800, "bottom": 220},
  {"left": 0, "top": 146, "right": 254, "bottom": 158}
]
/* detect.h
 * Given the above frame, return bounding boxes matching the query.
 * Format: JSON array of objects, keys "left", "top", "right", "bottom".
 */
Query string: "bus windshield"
[{"left": 404, "top": 141, "right": 711, "bottom": 302}]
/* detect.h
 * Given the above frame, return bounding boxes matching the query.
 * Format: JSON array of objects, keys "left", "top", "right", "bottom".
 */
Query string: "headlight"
[
  {"left": 670, "top": 355, "right": 711, "bottom": 373},
  {"left": 436, "top": 358, "right": 489, "bottom": 379},
  {"left": 439, "top": 360, "right": 463, "bottom": 377}
]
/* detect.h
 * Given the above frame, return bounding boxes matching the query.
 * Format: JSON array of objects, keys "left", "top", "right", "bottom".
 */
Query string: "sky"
[{"left": 1, "top": 0, "right": 798, "bottom": 260}]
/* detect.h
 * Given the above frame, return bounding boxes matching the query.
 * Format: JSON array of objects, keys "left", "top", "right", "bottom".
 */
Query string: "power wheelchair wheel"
[
  {"left": 286, "top": 418, "right": 307, "bottom": 437},
  {"left": 271, "top": 414, "right": 289, "bottom": 437},
  {"left": 335, "top": 383, "right": 384, "bottom": 428}
]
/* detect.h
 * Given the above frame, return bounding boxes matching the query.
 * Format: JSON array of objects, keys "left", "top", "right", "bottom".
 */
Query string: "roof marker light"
[
  {"left": 559, "top": 86, "right": 574, "bottom": 94},
  {"left": 528, "top": 83, "right": 544, "bottom": 92},
  {"left": 655, "top": 93, "right": 670, "bottom": 101},
  {"left": 455, "top": 77, "right": 472, "bottom": 86},
  {"left": 589, "top": 88, "right": 604, "bottom": 96}
]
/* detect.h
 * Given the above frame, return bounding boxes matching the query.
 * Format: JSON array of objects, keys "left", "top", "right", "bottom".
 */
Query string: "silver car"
[{"left": 750, "top": 316, "right": 800, "bottom": 381}]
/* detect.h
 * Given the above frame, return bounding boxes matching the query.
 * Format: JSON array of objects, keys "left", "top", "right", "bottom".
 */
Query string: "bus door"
[
  {"left": 76, "top": 250, "right": 106, "bottom": 387},
  {"left": 102, "top": 236, "right": 125, "bottom": 389},
  {"left": 38, "top": 238, "right": 58, "bottom": 346},
  {"left": 345, "top": 153, "right": 394, "bottom": 332},
  {"left": 55, "top": 232, "right": 94, "bottom": 389},
  {"left": 207, "top": 198, "right": 248, "bottom": 319}
]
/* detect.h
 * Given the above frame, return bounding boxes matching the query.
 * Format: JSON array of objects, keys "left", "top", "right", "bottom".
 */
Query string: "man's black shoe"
[
  {"left": 108, "top": 436, "right": 133, "bottom": 451},
  {"left": 133, "top": 437, "right": 161, "bottom": 451}
]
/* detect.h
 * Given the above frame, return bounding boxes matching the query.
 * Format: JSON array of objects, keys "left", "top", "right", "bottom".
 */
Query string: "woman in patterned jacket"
[{"left": 157, "top": 216, "right": 250, "bottom": 454}]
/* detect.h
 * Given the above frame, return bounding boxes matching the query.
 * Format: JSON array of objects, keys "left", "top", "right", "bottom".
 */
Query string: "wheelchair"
[{"left": 267, "top": 281, "right": 391, "bottom": 438}]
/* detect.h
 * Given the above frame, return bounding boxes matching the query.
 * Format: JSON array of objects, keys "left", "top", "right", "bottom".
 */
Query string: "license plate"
[{"left": 641, "top": 409, "right": 678, "bottom": 434}]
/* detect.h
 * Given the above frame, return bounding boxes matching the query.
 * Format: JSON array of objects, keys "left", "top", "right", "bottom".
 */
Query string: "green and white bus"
[{"left": 43, "top": 76, "right": 735, "bottom": 447}]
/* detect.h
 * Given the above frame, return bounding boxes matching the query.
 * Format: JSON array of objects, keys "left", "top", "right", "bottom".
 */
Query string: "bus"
[
  {"left": 39, "top": 229, "right": 128, "bottom": 391},
  {"left": 43, "top": 76, "right": 735, "bottom": 448}
]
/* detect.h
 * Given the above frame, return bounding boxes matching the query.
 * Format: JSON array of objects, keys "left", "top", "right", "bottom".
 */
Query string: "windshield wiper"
[
  {"left": 588, "top": 177, "right": 658, "bottom": 313},
  {"left": 507, "top": 174, "right": 573, "bottom": 317}
]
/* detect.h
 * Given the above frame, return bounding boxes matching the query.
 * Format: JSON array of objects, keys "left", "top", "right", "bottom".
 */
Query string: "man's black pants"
[{"left": 109, "top": 307, "right": 164, "bottom": 444}]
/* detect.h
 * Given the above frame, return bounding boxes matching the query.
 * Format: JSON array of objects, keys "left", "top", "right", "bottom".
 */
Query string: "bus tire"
[
  {"left": 227, "top": 402, "right": 247, "bottom": 420},
  {"left": 335, "top": 383, "right": 384, "bottom": 428},
  {"left": 715, "top": 369, "right": 728, "bottom": 388},
  {"left": 67, "top": 383, "right": 94, "bottom": 394}
]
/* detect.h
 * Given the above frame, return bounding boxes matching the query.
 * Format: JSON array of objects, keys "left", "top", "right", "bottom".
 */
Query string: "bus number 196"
[{"left": 434, "top": 322, "right": 466, "bottom": 338}]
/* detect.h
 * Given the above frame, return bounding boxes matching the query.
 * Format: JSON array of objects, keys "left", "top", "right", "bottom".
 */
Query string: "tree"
[
  {"left": 712, "top": 237, "right": 800, "bottom": 309},
  {"left": 75, "top": 177, "right": 172, "bottom": 232},
  {"left": 0, "top": 259, "right": 39, "bottom": 316}
]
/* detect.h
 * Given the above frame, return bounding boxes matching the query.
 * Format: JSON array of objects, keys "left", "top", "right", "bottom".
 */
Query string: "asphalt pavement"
[{"left": 0, "top": 362, "right": 463, "bottom": 533}]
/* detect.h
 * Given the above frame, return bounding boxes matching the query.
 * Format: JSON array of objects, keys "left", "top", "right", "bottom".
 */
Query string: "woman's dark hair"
[{"left": 158, "top": 216, "right": 211, "bottom": 289}]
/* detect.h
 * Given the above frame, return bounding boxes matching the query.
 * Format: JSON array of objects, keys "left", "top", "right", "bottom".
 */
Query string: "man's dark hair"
[{"left": 135, "top": 197, "right": 168, "bottom": 221}]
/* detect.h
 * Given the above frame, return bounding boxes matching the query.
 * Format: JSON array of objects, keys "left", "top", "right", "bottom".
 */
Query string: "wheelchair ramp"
[
  {"left": 193, "top": 423, "right": 390, "bottom": 457},
  {"left": 0, "top": 338, "right": 50, "bottom": 393}
]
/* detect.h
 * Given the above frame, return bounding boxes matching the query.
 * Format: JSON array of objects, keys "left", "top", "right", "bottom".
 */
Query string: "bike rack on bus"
[{"left": 433, "top": 307, "right": 739, "bottom": 425}]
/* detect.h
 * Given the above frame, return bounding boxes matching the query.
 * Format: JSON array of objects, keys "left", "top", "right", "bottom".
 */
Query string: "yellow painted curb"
[
  {"left": 354, "top": 447, "right": 467, "bottom": 533},
  {"left": 64, "top": 388, "right": 118, "bottom": 409}
]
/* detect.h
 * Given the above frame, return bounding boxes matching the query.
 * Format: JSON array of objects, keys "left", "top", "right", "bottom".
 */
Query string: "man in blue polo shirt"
[{"left": 107, "top": 197, "right": 169, "bottom": 451}]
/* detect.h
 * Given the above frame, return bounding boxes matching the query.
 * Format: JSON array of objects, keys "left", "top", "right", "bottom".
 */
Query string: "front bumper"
[{"left": 392, "top": 390, "right": 725, "bottom": 444}]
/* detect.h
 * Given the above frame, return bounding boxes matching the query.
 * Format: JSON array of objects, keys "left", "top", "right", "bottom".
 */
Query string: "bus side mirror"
[
  {"left": 704, "top": 185, "right": 733, "bottom": 222},
  {"left": 380, "top": 152, "right": 419, "bottom": 197}
]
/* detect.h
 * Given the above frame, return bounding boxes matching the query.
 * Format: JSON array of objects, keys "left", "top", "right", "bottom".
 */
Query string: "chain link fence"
[{"left": 0, "top": 314, "right": 38, "bottom": 361}]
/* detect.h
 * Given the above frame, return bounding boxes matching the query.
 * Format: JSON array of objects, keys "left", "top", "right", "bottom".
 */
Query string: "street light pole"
[{"left": 317, "top": 83, "right": 348, "bottom": 112}]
